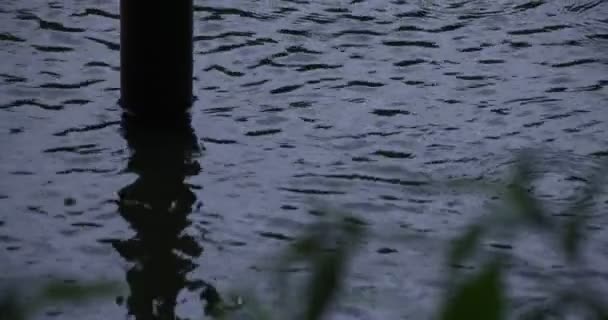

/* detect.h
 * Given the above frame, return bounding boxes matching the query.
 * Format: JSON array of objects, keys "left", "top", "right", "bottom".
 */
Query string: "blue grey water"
[{"left": 1, "top": 0, "right": 607, "bottom": 319}]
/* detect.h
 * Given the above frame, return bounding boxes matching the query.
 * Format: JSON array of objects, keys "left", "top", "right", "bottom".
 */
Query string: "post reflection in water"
[{"left": 113, "top": 114, "right": 208, "bottom": 319}]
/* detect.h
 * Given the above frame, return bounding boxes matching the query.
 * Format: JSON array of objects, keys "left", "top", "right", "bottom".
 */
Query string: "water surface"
[{"left": 1, "top": 0, "right": 607, "bottom": 319}]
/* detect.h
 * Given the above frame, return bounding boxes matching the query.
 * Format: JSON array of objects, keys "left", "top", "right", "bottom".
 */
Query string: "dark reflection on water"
[{"left": 112, "top": 115, "right": 211, "bottom": 319}]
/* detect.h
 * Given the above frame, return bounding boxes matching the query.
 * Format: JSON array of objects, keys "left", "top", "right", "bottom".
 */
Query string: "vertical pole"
[{"left": 120, "top": 1, "right": 193, "bottom": 120}]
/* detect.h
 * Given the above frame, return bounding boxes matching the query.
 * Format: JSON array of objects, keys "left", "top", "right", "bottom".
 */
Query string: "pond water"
[{"left": 1, "top": 0, "right": 607, "bottom": 319}]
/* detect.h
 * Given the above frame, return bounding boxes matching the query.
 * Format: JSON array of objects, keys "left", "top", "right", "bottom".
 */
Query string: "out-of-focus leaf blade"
[
  {"left": 304, "top": 251, "right": 347, "bottom": 320},
  {"left": 448, "top": 224, "right": 482, "bottom": 267},
  {"left": 39, "top": 281, "right": 120, "bottom": 304},
  {"left": 562, "top": 218, "right": 584, "bottom": 261},
  {"left": 0, "top": 290, "right": 25, "bottom": 320},
  {"left": 505, "top": 182, "right": 547, "bottom": 228},
  {"left": 558, "top": 160, "right": 607, "bottom": 261},
  {"left": 439, "top": 262, "right": 505, "bottom": 320},
  {"left": 0, "top": 280, "right": 120, "bottom": 320},
  {"left": 271, "top": 209, "right": 366, "bottom": 320}
]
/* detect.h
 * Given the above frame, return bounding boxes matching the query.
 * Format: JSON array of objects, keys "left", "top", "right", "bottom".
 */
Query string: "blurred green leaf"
[
  {"left": 0, "top": 290, "right": 25, "bottom": 320},
  {"left": 448, "top": 224, "right": 483, "bottom": 267},
  {"left": 301, "top": 215, "right": 364, "bottom": 320},
  {"left": 0, "top": 280, "right": 120, "bottom": 320},
  {"left": 304, "top": 249, "right": 347, "bottom": 320},
  {"left": 39, "top": 281, "right": 119, "bottom": 303},
  {"left": 3, "top": 152, "right": 608, "bottom": 320},
  {"left": 558, "top": 160, "right": 607, "bottom": 262},
  {"left": 271, "top": 209, "right": 366, "bottom": 320},
  {"left": 505, "top": 179, "right": 547, "bottom": 228},
  {"left": 439, "top": 262, "right": 505, "bottom": 320},
  {"left": 562, "top": 217, "right": 584, "bottom": 261},
  {"left": 291, "top": 234, "right": 324, "bottom": 259}
]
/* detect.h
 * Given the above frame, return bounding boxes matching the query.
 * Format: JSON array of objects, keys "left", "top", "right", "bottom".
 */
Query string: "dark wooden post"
[{"left": 120, "top": 1, "right": 194, "bottom": 120}]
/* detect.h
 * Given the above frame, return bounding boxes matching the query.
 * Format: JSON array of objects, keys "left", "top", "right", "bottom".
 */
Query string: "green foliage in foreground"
[
  {"left": 0, "top": 281, "right": 120, "bottom": 320},
  {"left": 219, "top": 153, "right": 608, "bottom": 320},
  {"left": 2, "top": 153, "right": 607, "bottom": 320}
]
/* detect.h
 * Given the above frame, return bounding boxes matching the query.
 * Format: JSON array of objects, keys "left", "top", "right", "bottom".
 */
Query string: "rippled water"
[{"left": 1, "top": 0, "right": 607, "bottom": 319}]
